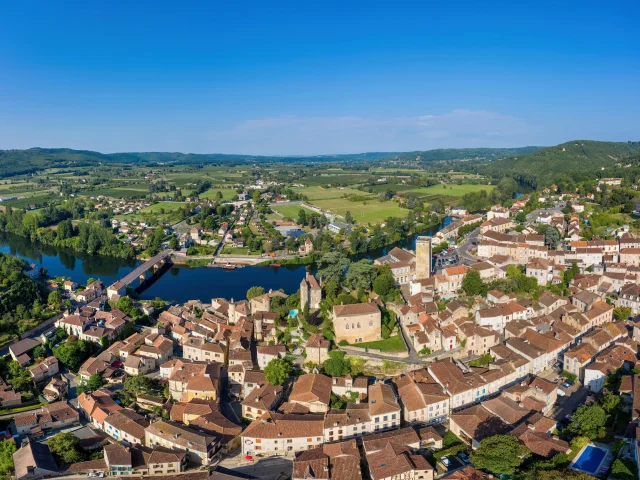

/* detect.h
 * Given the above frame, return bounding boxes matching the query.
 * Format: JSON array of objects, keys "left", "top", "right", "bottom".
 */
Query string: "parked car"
[
  {"left": 459, "top": 452, "right": 470, "bottom": 464},
  {"left": 557, "top": 389, "right": 566, "bottom": 397},
  {"left": 441, "top": 457, "right": 451, "bottom": 467}
]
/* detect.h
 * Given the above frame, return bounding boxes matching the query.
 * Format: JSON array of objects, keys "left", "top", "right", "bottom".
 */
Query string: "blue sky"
[{"left": 0, "top": 1, "right": 638, "bottom": 155}]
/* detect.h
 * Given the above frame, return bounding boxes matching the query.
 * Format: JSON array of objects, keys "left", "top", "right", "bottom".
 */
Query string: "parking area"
[{"left": 433, "top": 248, "right": 460, "bottom": 272}]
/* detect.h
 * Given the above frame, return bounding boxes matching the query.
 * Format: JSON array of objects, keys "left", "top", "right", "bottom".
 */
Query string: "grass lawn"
[
  {"left": 142, "top": 201, "right": 185, "bottom": 213},
  {"left": 201, "top": 188, "right": 237, "bottom": 201},
  {"left": 271, "top": 204, "right": 316, "bottom": 220},
  {"left": 351, "top": 335, "right": 407, "bottom": 352},
  {"left": 313, "top": 198, "right": 406, "bottom": 224},
  {"left": 221, "top": 246, "right": 261, "bottom": 255}
]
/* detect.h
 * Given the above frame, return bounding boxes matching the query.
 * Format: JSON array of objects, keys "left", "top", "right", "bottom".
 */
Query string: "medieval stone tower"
[{"left": 415, "top": 236, "right": 432, "bottom": 280}]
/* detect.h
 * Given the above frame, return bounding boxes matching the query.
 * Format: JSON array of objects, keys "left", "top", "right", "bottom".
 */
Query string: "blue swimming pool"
[{"left": 573, "top": 445, "right": 607, "bottom": 474}]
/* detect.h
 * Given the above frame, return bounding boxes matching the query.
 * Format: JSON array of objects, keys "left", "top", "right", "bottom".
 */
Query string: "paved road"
[
  {"left": 63, "top": 371, "right": 80, "bottom": 408},
  {"left": 549, "top": 381, "right": 588, "bottom": 421},
  {"left": 218, "top": 453, "right": 292, "bottom": 480},
  {"left": 457, "top": 228, "right": 480, "bottom": 265}
]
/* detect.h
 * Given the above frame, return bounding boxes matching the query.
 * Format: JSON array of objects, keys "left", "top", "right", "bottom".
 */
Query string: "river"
[{"left": 0, "top": 217, "right": 451, "bottom": 304}]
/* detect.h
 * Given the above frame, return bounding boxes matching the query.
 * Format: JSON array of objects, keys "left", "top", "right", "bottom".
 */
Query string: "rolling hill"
[{"left": 485, "top": 140, "right": 640, "bottom": 187}]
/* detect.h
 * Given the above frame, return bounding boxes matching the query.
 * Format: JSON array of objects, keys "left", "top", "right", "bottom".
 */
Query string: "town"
[{"left": 0, "top": 172, "right": 638, "bottom": 480}]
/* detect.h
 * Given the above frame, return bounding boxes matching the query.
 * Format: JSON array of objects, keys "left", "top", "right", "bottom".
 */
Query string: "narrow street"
[
  {"left": 218, "top": 452, "right": 292, "bottom": 480},
  {"left": 456, "top": 228, "right": 480, "bottom": 265}
]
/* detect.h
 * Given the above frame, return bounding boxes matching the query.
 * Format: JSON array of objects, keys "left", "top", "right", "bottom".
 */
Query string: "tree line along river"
[{"left": 0, "top": 218, "right": 452, "bottom": 304}]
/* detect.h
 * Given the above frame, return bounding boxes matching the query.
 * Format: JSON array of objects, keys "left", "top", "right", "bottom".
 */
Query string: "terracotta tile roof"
[
  {"left": 324, "top": 404, "right": 370, "bottom": 428},
  {"left": 104, "top": 409, "right": 149, "bottom": 439},
  {"left": 333, "top": 302, "right": 380, "bottom": 317},
  {"left": 104, "top": 443, "right": 131, "bottom": 466},
  {"left": 290, "top": 373, "right": 332, "bottom": 406},
  {"left": 511, "top": 423, "right": 570, "bottom": 458},
  {"left": 450, "top": 404, "right": 509, "bottom": 441},
  {"left": 306, "top": 334, "right": 330, "bottom": 349},
  {"left": 564, "top": 342, "right": 598, "bottom": 363},
  {"left": 145, "top": 420, "right": 217, "bottom": 452},
  {"left": 368, "top": 383, "right": 400, "bottom": 416},
  {"left": 361, "top": 426, "right": 420, "bottom": 454},
  {"left": 366, "top": 443, "right": 432, "bottom": 480},
  {"left": 241, "top": 412, "right": 325, "bottom": 439},
  {"left": 482, "top": 395, "right": 532, "bottom": 425},
  {"left": 277, "top": 402, "right": 310, "bottom": 415},
  {"left": 241, "top": 383, "right": 282, "bottom": 412}
]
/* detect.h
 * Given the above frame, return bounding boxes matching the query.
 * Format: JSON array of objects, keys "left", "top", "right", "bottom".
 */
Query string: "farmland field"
[
  {"left": 201, "top": 188, "right": 238, "bottom": 201},
  {"left": 86, "top": 186, "right": 150, "bottom": 199},
  {"left": 271, "top": 204, "right": 316, "bottom": 219},
  {"left": 405, "top": 183, "right": 494, "bottom": 198},
  {"left": 300, "top": 173, "right": 371, "bottom": 186},
  {"left": 313, "top": 198, "right": 406, "bottom": 224},
  {"left": 292, "top": 186, "right": 373, "bottom": 201}
]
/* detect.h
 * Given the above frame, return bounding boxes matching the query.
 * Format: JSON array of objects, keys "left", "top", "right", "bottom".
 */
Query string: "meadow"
[
  {"left": 201, "top": 188, "right": 238, "bottom": 201},
  {"left": 404, "top": 183, "right": 494, "bottom": 198},
  {"left": 292, "top": 185, "right": 372, "bottom": 201},
  {"left": 313, "top": 197, "right": 406, "bottom": 224},
  {"left": 270, "top": 204, "right": 317, "bottom": 219}
]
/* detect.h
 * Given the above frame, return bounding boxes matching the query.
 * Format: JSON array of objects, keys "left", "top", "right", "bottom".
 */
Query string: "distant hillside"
[
  {"left": 384, "top": 146, "right": 540, "bottom": 163},
  {"left": 0, "top": 148, "right": 117, "bottom": 177},
  {"left": 0, "top": 148, "right": 400, "bottom": 177},
  {"left": 485, "top": 140, "right": 640, "bottom": 188},
  {"left": 0, "top": 147, "right": 537, "bottom": 177}
]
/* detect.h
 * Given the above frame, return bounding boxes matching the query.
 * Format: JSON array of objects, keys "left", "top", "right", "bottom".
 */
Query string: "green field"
[
  {"left": 292, "top": 186, "right": 372, "bottom": 201},
  {"left": 271, "top": 204, "right": 316, "bottom": 220},
  {"left": 87, "top": 186, "right": 150, "bottom": 198},
  {"left": 299, "top": 173, "right": 371, "bottom": 186},
  {"left": 314, "top": 198, "right": 406, "bottom": 224},
  {"left": 350, "top": 335, "right": 407, "bottom": 352},
  {"left": 115, "top": 201, "right": 186, "bottom": 224},
  {"left": 404, "top": 183, "right": 494, "bottom": 198},
  {"left": 201, "top": 188, "right": 238, "bottom": 201}
]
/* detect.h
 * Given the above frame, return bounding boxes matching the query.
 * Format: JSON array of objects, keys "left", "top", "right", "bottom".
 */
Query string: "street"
[
  {"left": 218, "top": 451, "right": 292, "bottom": 480},
  {"left": 456, "top": 228, "right": 480, "bottom": 265},
  {"left": 548, "top": 381, "right": 589, "bottom": 421}
]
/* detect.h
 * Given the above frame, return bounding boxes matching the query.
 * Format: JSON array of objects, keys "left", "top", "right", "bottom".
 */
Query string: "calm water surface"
[{"left": 0, "top": 217, "right": 451, "bottom": 303}]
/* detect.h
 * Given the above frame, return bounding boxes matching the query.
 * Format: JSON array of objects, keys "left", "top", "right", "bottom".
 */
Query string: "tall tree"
[
  {"left": 317, "top": 252, "right": 350, "bottom": 284},
  {"left": 264, "top": 358, "right": 292, "bottom": 386},
  {"left": 246, "top": 286, "right": 266, "bottom": 301},
  {"left": 470, "top": 434, "right": 529, "bottom": 475},
  {"left": 345, "top": 259, "right": 377, "bottom": 290},
  {"left": 567, "top": 404, "right": 607, "bottom": 439},
  {"left": 462, "top": 269, "right": 486, "bottom": 296}
]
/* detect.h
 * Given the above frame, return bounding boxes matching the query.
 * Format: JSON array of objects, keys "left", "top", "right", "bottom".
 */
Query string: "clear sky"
[{"left": 0, "top": 1, "right": 638, "bottom": 155}]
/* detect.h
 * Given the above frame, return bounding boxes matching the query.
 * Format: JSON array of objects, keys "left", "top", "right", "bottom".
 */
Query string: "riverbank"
[{"left": 0, "top": 215, "right": 453, "bottom": 304}]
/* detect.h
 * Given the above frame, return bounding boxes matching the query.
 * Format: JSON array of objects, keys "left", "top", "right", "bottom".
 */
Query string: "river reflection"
[{"left": 0, "top": 217, "right": 451, "bottom": 303}]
